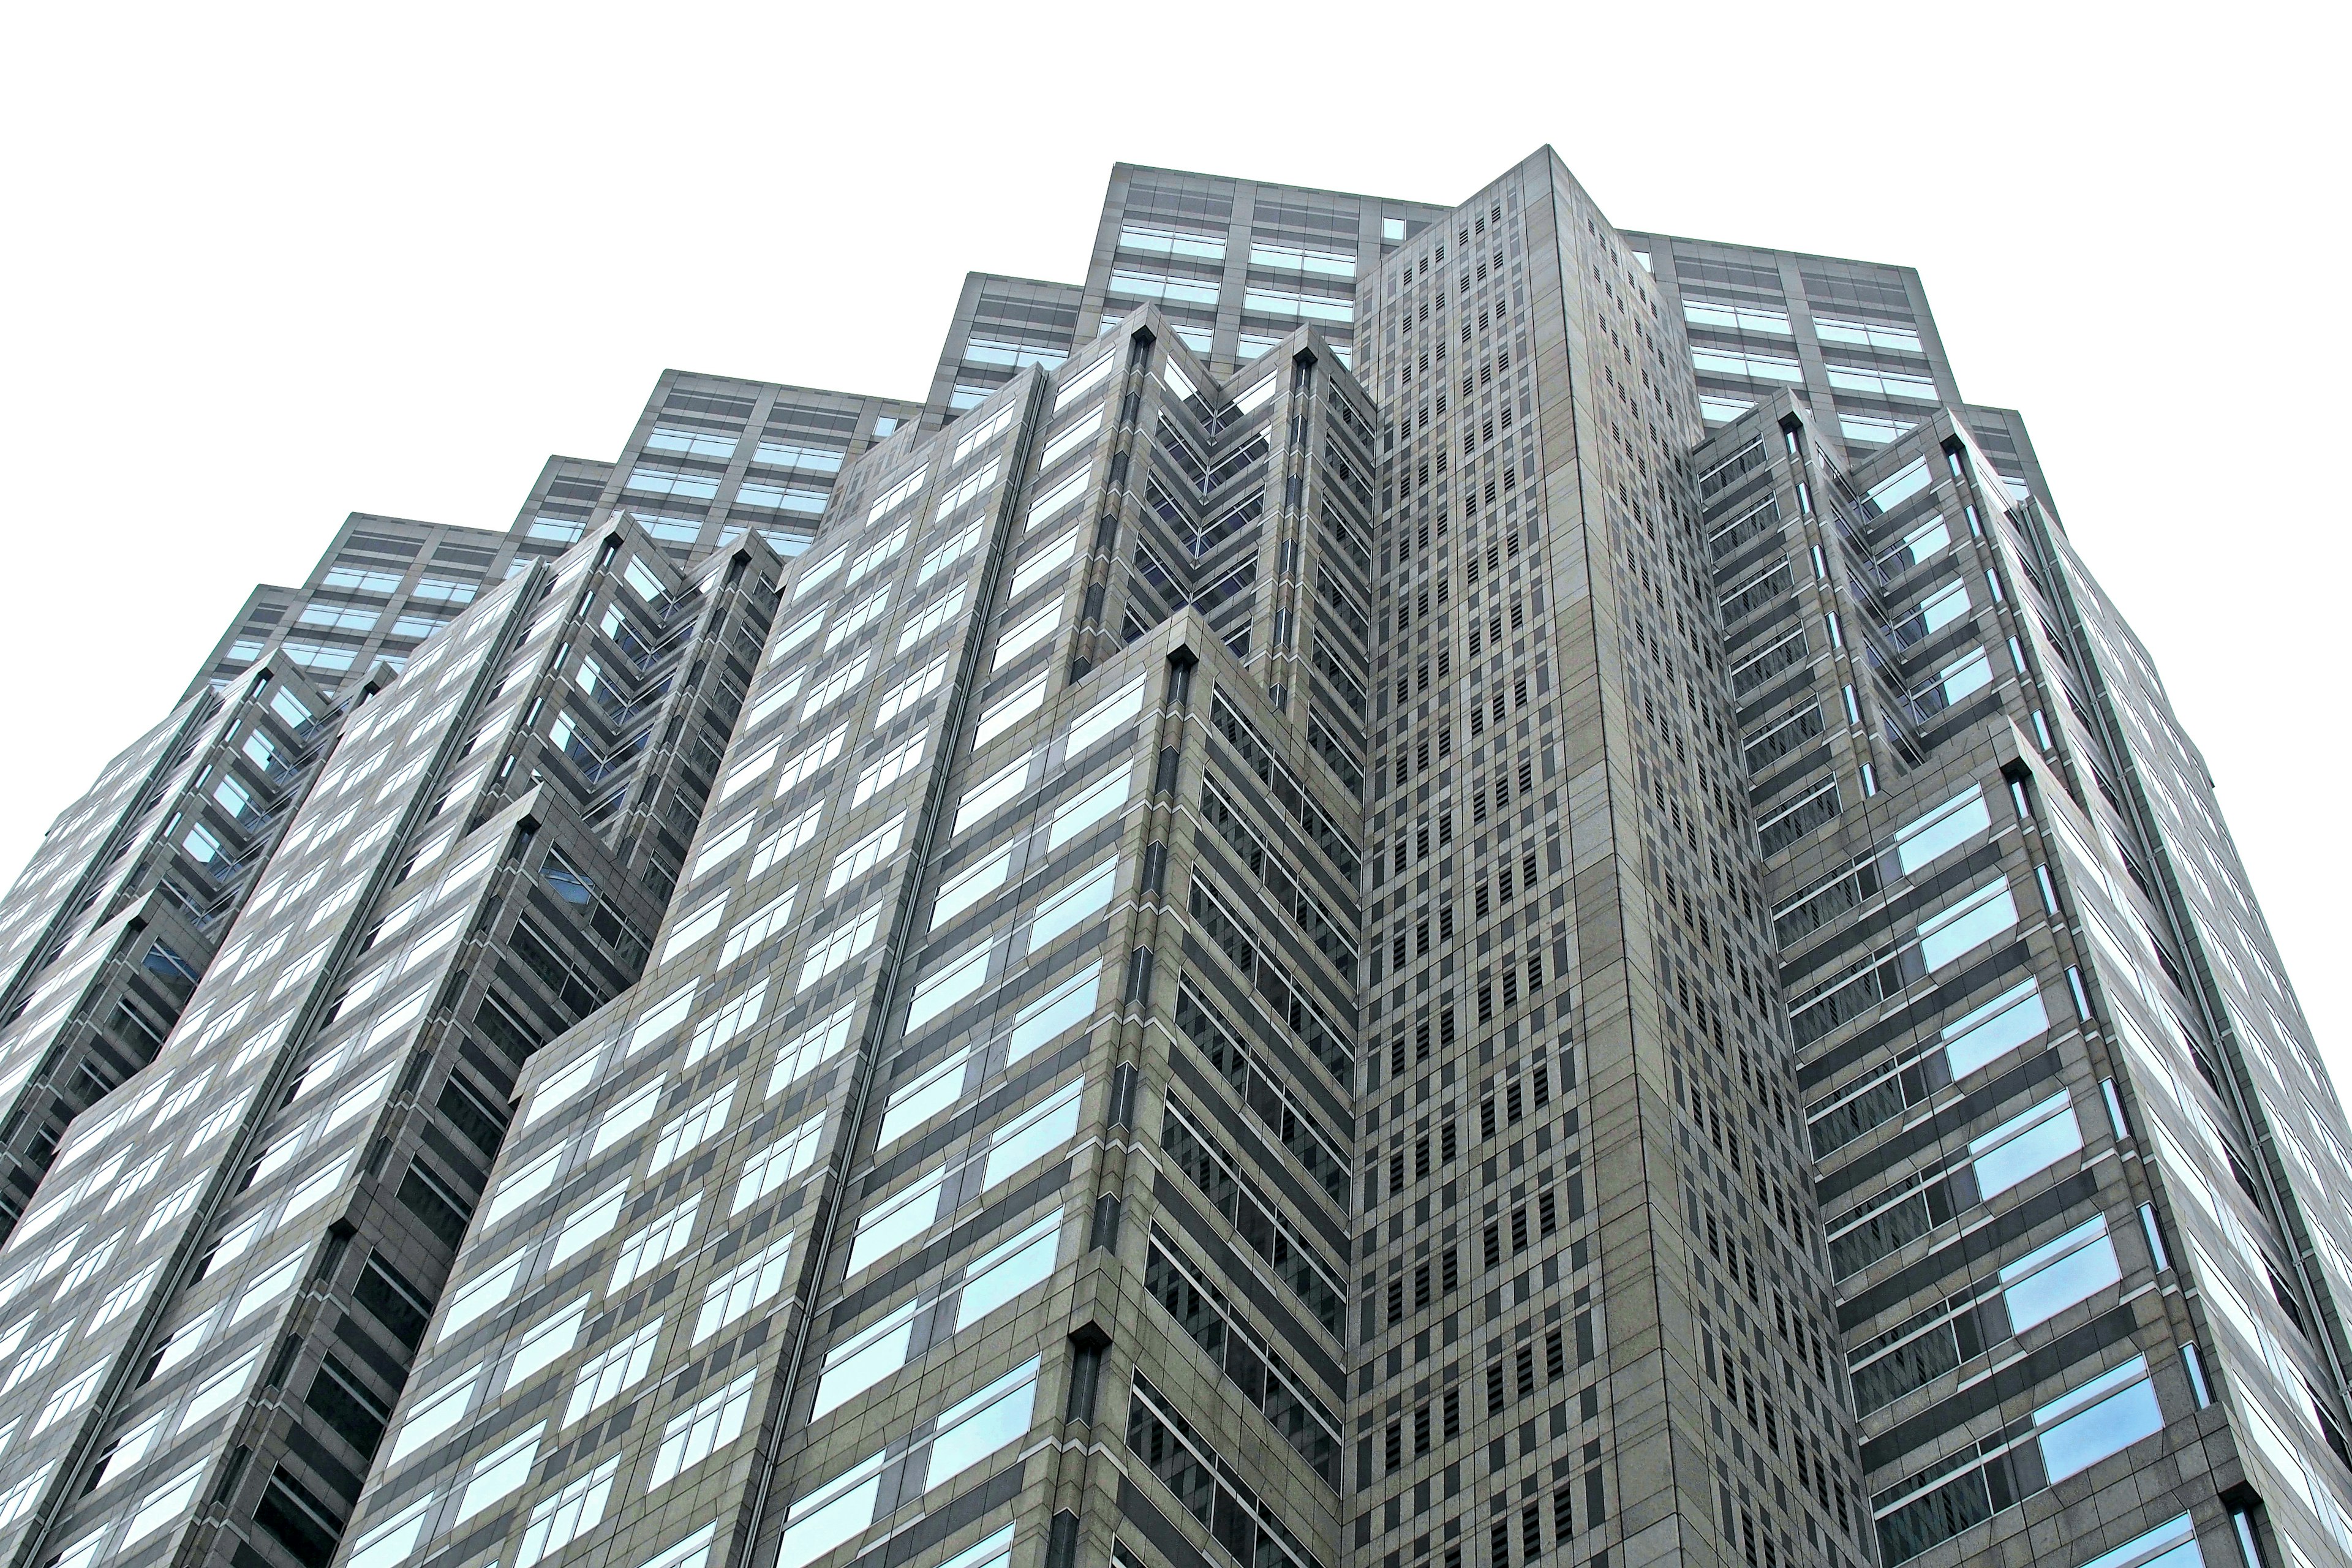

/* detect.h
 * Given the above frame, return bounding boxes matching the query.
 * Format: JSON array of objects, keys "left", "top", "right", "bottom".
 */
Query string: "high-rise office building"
[{"left": 0, "top": 147, "right": 2340, "bottom": 1568}]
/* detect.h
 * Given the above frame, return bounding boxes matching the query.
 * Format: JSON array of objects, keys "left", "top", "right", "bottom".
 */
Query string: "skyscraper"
[{"left": 0, "top": 146, "right": 2340, "bottom": 1568}]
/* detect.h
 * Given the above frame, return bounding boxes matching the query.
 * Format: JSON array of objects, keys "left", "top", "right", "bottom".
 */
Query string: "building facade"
[{"left": 0, "top": 148, "right": 2340, "bottom": 1568}]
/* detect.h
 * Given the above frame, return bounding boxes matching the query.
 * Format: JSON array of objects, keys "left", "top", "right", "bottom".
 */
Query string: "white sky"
[{"left": 1, "top": 4, "right": 2344, "bottom": 1078}]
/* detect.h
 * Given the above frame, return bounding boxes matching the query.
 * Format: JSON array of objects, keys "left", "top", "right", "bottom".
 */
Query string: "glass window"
[
  {"left": 956, "top": 1213, "right": 1061, "bottom": 1329},
  {"left": 1009, "top": 964, "right": 1099, "bottom": 1061},
  {"left": 694, "top": 1234, "right": 793, "bottom": 1344},
  {"left": 1067, "top": 676, "right": 1145, "bottom": 753},
  {"left": 982, "top": 1080, "right": 1083, "bottom": 1188},
  {"left": 2073, "top": 1514, "right": 2202, "bottom": 1568},
  {"left": 439, "top": 1252, "right": 524, "bottom": 1340},
  {"left": 1814, "top": 316, "right": 1924, "bottom": 353},
  {"left": 932, "top": 848, "right": 1013, "bottom": 931},
  {"left": 590, "top": 1083, "right": 662, "bottom": 1156},
  {"left": 613, "top": 1196, "right": 701, "bottom": 1289},
  {"left": 688, "top": 978, "right": 769, "bottom": 1067},
  {"left": 1048, "top": 768, "right": 1131, "bottom": 850},
  {"left": 456, "top": 1423, "right": 546, "bottom": 1522},
  {"left": 739, "top": 482, "right": 829, "bottom": 514},
  {"left": 1940, "top": 981, "right": 2049, "bottom": 1078},
  {"left": 627, "top": 466, "right": 721, "bottom": 500},
  {"left": 776, "top": 1453, "right": 886, "bottom": 1568},
  {"left": 509, "top": 1300, "right": 586, "bottom": 1385},
  {"left": 647, "top": 426, "right": 740, "bottom": 459},
  {"left": 973, "top": 676, "right": 1047, "bottom": 749},
  {"left": 651, "top": 1370, "right": 758, "bottom": 1487},
  {"left": 1691, "top": 348, "right": 1801, "bottom": 383},
  {"left": 1120, "top": 225, "right": 1226, "bottom": 262},
  {"left": 1969, "top": 1091, "right": 2081, "bottom": 1199},
  {"left": 1893, "top": 785, "right": 1989, "bottom": 872},
  {"left": 516, "top": 1457, "right": 619, "bottom": 1568},
  {"left": 1242, "top": 285, "right": 1351, "bottom": 322},
  {"left": 846, "top": 1167, "right": 950, "bottom": 1275},
  {"left": 1916, "top": 878, "right": 2018, "bottom": 970},
  {"left": 565, "top": 1320, "right": 663, "bottom": 1425},
  {"left": 551, "top": 1185, "right": 627, "bottom": 1266},
  {"left": 300, "top": 601, "right": 382, "bottom": 633},
  {"left": 2000, "top": 1215, "right": 2120, "bottom": 1332},
  {"left": 483, "top": 1146, "right": 563, "bottom": 1227},
  {"left": 799, "top": 905, "right": 883, "bottom": 989},
  {"left": 2033, "top": 1355, "right": 2161, "bottom": 1482},
  {"left": 1031, "top": 860, "right": 1117, "bottom": 949},
  {"left": 322, "top": 566, "right": 403, "bottom": 596},
  {"left": 630, "top": 982, "right": 699, "bottom": 1054},
  {"left": 992, "top": 605, "right": 1063, "bottom": 672},
  {"left": 766, "top": 1003, "right": 858, "bottom": 1098},
  {"left": 753, "top": 441, "right": 843, "bottom": 472},
  {"left": 1683, "top": 298, "right": 1790, "bottom": 335},
  {"left": 813, "top": 1302, "right": 918, "bottom": 1419},
  {"left": 924, "top": 1359, "right": 1041, "bottom": 1488},
  {"left": 906, "top": 940, "right": 998, "bottom": 1035},
  {"left": 388, "top": 1365, "right": 481, "bottom": 1462},
  {"left": 733, "top": 1117, "right": 826, "bottom": 1215},
  {"left": 954, "top": 753, "right": 1035, "bottom": 835},
  {"left": 826, "top": 813, "right": 906, "bottom": 894},
  {"left": 122, "top": 1465, "right": 206, "bottom": 1548},
  {"left": 880, "top": 1049, "right": 971, "bottom": 1148}
]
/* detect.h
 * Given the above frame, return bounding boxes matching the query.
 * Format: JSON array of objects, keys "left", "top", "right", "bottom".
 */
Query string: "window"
[
  {"left": 767, "top": 1003, "right": 858, "bottom": 1098},
  {"left": 1939, "top": 981, "right": 2049, "bottom": 1078},
  {"left": 652, "top": 1085, "right": 736, "bottom": 1174},
  {"left": 776, "top": 1450, "right": 888, "bottom": 1568},
  {"left": 800, "top": 906, "right": 883, "bottom": 988},
  {"left": 688, "top": 978, "right": 769, "bottom": 1066},
  {"left": 876, "top": 655, "right": 950, "bottom": 726},
  {"left": 1916, "top": 879, "right": 2018, "bottom": 970},
  {"left": 925, "top": 1358, "right": 1040, "bottom": 1488},
  {"left": 440, "top": 1252, "right": 525, "bottom": 1340},
  {"left": 846, "top": 1167, "right": 951, "bottom": 1275},
  {"left": 982, "top": 1079, "right": 1084, "bottom": 1188},
  {"left": 2000, "top": 1215, "right": 2121, "bottom": 1332},
  {"left": 660, "top": 893, "right": 729, "bottom": 961},
  {"left": 322, "top": 566, "right": 403, "bottom": 596},
  {"left": 801, "top": 653, "right": 873, "bottom": 721},
  {"left": 695, "top": 1234, "right": 793, "bottom": 1344},
  {"left": 1684, "top": 298, "right": 1790, "bottom": 336},
  {"left": 565, "top": 1320, "right": 663, "bottom": 1425},
  {"left": 1049, "top": 767, "right": 1131, "bottom": 849},
  {"left": 516, "top": 1457, "right": 620, "bottom": 1568},
  {"left": 1969, "top": 1091, "right": 2081, "bottom": 1199},
  {"left": 388, "top": 1365, "right": 480, "bottom": 1463},
  {"left": 648, "top": 426, "right": 740, "bottom": 459},
  {"left": 973, "top": 674, "right": 1048, "bottom": 749},
  {"left": 123, "top": 1464, "right": 207, "bottom": 1549},
  {"left": 755, "top": 440, "right": 844, "bottom": 472},
  {"left": 300, "top": 601, "right": 380, "bottom": 633},
  {"left": 733, "top": 1117, "right": 826, "bottom": 1214},
  {"left": 814, "top": 1299, "right": 919, "bottom": 1419},
  {"left": 457, "top": 1423, "right": 546, "bottom": 1523},
  {"left": 932, "top": 847, "right": 1013, "bottom": 930},
  {"left": 2034, "top": 1355, "right": 2162, "bottom": 1482},
  {"left": 722, "top": 891, "right": 798, "bottom": 963},
  {"left": 1030, "top": 859, "right": 1118, "bottom": 948},
  {"left": 1010, "top": 963, "right": 1100, "bottom": 1061},
  {"left": 881, "top": 1049, "right": 971, "bottom": 1147},
  {"left": 652, "top": 1370, "right": 758, "bottom": 1487},
  {"left": 613, "top": 1197, "right": 701, "bottom": 1290},
  {"left": 993, "top": 602, "right": 1063, "bottom": 669},
  {"left": 854, "top": 734, "right": 926, "bottom": 805},
  {"left": 750, "top": 803, "right": 826, "bottom": 876},
  {"left": 1893, "top": 785, "right": 1990, "bottom": 872}
]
